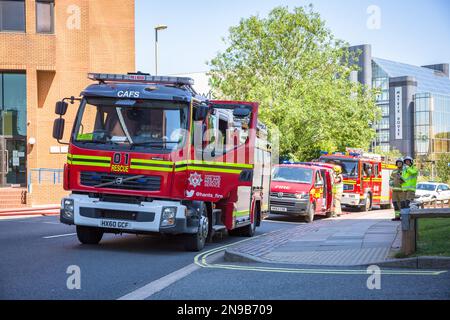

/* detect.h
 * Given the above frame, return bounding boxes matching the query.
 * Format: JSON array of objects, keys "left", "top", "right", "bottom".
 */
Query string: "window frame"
[
  {"left": 35, "top": 0, "right": 54, "bottom": 34},
  {"left": 0, "top": 0, "right": 26, "bottom": 33}
]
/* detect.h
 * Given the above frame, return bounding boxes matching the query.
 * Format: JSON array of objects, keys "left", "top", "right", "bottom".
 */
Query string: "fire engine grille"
[
  {"left": 80, "top": 172, "right": 161, "bottom": 191},
  {"left": 269, "top": 200, "right": 297, "bottom": 208}
]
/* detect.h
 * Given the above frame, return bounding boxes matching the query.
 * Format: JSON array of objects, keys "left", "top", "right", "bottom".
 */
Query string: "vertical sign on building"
[{"left": 395, "top": 87, "right": 402, "bottom": 140}]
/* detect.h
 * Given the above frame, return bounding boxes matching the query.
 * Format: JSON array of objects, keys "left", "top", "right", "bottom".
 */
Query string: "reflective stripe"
[
  {"left": 129, "top": 165, "right": 173, "bottom": 172},
  {"left": 69, "top": 161, "right": 111, "bottom": 168},
  {"left": 130, "top": 158, "right": 174, "bottom": 172},
  {"left": 131, "top": 159, "right": 174, "bottom": 166},
  {"left": 177, "top": 166, "right": 243, "bottom": 174},
  {"left": 68, "top": 154, "right": 111, "bottom": 161},
  {"left": 176, "top": 160, "right": 253, "bottom": 169},
  {"left": 174, "top": 160, "right": 252, "bottom": 174},
  {"left": 67, "top": 154, "right": 111, "bottom": 168},
  {"left": 234, "top": 210, "right": 250, "bottom": 217}
]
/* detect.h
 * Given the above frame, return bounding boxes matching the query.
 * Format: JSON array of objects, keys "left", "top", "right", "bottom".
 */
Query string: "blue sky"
[{"left": 135, "top": 0, "right": 450, "bottom": 75}]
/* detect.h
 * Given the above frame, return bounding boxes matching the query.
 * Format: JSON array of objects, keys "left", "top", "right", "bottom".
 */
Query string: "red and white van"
[{"left": 269, "top": 163, "right": 335, "bottom": 223}]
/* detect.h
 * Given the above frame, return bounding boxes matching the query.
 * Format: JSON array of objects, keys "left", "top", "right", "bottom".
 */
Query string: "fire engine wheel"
[
  {"left": 185, "top": 212, "right": 209, "bottom": 252},
  {"left": 76, "top": 226, "right": 104, "bottom": 245},
  {"left": 360, "top": 195, "right": 373, "bottom": 212},
  {"left": 304, "top": 203, "right": 315, "bottom": 223},
  {"left": 239, "top": 219, "right": 256, "bottom": 237}
]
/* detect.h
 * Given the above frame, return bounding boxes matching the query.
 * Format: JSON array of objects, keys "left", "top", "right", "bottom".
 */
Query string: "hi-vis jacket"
[{"left": 402, "top": 165, "right": 418, "bottom": 192}]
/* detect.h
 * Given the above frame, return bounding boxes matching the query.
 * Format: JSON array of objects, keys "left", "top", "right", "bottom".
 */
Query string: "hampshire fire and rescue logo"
[{"left": 188, "top": 172, "right": 203, "bottom": 188}]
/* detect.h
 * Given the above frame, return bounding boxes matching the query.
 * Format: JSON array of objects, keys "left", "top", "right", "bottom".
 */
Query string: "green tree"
[
  {"left": 373, "top": 146, "right": 402, "bottom": 163},
  {"left": 436, "top": 153, "right": 450, "bottom": 183},
  {"left": 208, "top": 5, "right": 380, "bottom": 161}
]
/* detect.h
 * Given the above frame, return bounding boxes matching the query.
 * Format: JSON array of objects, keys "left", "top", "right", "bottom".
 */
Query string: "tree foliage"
[
  {"left": 208, "top": 5, "right": 380, "bottom": 161},
  {"left": 373, "top": 146, "right": 403, "bottom": 163},
  {"left": 436, "top": 153, "right": 450, "bottom": 184}
]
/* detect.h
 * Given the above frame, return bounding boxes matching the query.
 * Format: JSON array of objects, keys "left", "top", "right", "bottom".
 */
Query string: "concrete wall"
[{"left": 389, "top": 76, "right": 417, "bottom": 157}]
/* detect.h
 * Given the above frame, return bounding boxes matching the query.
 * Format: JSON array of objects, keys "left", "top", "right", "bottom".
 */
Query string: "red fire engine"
[
  {"left": 52, "top": 73, "right": 271, "bottom": 251},
  {"left": 319, "top": 149, "right": 394, "bottom": 211}
]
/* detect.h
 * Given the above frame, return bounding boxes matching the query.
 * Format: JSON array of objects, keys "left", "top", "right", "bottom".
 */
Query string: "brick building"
[{"left": 0, "top": 0, "right": 135, "bottom": 207}]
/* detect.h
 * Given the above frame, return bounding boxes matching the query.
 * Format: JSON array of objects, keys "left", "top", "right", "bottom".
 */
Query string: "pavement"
[
  {"left": 225, "top": 210, "right": 403, "bottom": 267},
  {"left": 0, "top": 205, "right": 59, "bottom": 218}
]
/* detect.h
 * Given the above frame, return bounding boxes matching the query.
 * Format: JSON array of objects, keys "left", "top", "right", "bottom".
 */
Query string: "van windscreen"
[{"left": 272, "top": 167, "right": 313, "bottom": 184}]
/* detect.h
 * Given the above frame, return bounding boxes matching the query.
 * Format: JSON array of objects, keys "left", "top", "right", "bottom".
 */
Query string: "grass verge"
[{"left": 415, "top": 218, "right": 450, "bottom": 257}]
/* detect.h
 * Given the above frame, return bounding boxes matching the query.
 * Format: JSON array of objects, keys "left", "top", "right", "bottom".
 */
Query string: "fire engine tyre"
[
  {"left": 359, "top": 194, "right": 373, "bottom": 212},
  {"left": 185, "top": 208, "right": 209, "bottom": 252},
  {"left": 305, "top": 204, "right": 315, "bottom": 223},
  {"left": 76, "top": 226, "right": 104, "bottom": 245},
  {"left": 240, "top": 219, "right": 256, "bottom": 237},
  {"left": 380, "top": 203, "right": 392, "bottom": 210}
]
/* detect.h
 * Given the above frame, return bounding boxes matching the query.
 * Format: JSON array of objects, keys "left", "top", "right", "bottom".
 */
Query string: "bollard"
[{"left": 401, "top": 207, "right": 416, "bottom": 255}]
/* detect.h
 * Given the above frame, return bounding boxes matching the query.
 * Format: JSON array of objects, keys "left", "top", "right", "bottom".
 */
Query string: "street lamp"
[{"left": 154, "top": 24, "right": 168, "bottom": 75}]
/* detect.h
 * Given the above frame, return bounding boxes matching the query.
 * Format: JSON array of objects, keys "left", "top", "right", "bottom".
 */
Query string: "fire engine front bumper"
[
  {"left": 341, "top": 193, "right": 363, "bottom": 206},
  {"left": 60, "top": 194, "right": 199, "bottom": 234}
]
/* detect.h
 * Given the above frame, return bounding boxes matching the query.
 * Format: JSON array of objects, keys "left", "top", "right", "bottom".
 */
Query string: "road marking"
[
  {"left": 118, "top": 263, "right": 200, "bottom": 300},
  {"left": 43, "top": 233, "right": 77, "bottom": 239},
  {"left": 264, "top": 219, "right": 306, "bottom": 225},
  {"left": 194, "top": 235, "right": 447, "bottom": 276}
]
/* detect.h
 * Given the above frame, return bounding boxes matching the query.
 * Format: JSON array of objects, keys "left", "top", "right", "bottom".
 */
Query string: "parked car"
[{"left": 415, "top": 182, "right": 450, "bottom": 203}]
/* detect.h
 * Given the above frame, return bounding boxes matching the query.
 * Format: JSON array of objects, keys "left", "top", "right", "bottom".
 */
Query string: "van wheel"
[
  {"left": 305, "top": 204, "right": 315, "bottom": 223},
  {"left": 76, "top": 226, "right": 103, "bottom": 245},
  {"left": 185, "top": 206, "right": 209, "bottom": 252}
]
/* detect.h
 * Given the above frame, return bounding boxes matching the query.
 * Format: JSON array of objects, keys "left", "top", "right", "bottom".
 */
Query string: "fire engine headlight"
[
  {"left": 161, "top": 207, "right": 177, "bottom": 227},
  {"left": 62, "top": 199, "right": 74, "bottom": 218},
  {"left": 295, "top": 193, "right": 309, "bottom": 200}
]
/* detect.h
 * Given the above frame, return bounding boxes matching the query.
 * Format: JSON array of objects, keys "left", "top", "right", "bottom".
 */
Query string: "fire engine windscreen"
[
  {"left": 73, "top": 98, "right": 189, "bottom": 151},
  {"left": 319, "top": 158, "right": 358, "bottom": 178},
  {"left": 272, "top": 167, "right": 313, "bottom": 184}
]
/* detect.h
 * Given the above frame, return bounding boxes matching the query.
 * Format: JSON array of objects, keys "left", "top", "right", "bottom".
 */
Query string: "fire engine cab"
[
  {"left": 52, "top": 73, "right": 271, "bottom": 251},
  {"left": 319, "top": 149, "right": 394, "bottom": 211}
]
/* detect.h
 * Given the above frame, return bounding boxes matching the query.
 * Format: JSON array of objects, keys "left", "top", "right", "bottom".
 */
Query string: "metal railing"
[{"left": 27, "top": 169, "right": 63, "bottom": 192}]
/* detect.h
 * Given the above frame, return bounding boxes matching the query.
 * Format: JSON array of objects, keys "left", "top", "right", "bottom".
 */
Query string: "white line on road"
[
  {"left": 264, "top": 219, "right": 305, "bottom": 225},
  {"left": 118, "top": 263, "right": 200, "bottom": 300},
  {"left": 43, "top": 233, "right": 77, "bottom": 239}
]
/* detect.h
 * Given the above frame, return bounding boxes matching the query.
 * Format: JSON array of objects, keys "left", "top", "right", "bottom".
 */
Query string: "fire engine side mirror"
[
  {"left": 194, "top": 105, "right": 209, "bottom": 121},
  {"left": 55, "top": 101, "right": 69, "bottom": 116},
  {"left": 53, "top": 118, "right": 65, "bottom": 141}
]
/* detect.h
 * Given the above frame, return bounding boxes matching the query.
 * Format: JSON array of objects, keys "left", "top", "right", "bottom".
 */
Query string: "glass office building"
[
  {"left": 415, "top": 93, "right": 450, "bottom": 160},
  {"left": 350, "top": 44, "right": 450, "bottom": 160}
]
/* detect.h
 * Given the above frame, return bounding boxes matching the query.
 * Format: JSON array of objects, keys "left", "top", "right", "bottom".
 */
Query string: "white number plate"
[
  {"left": 271, "top": 206, "right": 287, "bottom": 212},
  {"left": 99, "top": 220, "right": 132, "bottom": 230}
]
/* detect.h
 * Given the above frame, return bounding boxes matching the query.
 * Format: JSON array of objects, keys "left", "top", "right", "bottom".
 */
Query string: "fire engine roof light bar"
[{"left": 87, "top": 73, "right": 195, "bottom": 86}]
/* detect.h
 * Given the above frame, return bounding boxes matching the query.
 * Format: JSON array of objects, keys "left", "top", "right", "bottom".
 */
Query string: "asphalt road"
[{"left": 0, "top": 214, "right": 448, "bottom": 300}]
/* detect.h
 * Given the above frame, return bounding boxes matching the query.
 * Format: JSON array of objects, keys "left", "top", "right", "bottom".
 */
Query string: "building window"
[
  {"left": 0, "top": 73, "right": 27, "bottom": 137},
  {"left": 36, "top": 0, "right": 54, "bottom": 33},
  {"left": 376, "top": 117, "right": 390, "bottom": 130},
  {"left": 0, "top": 0, "right": 25, "bottom": 32}
]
